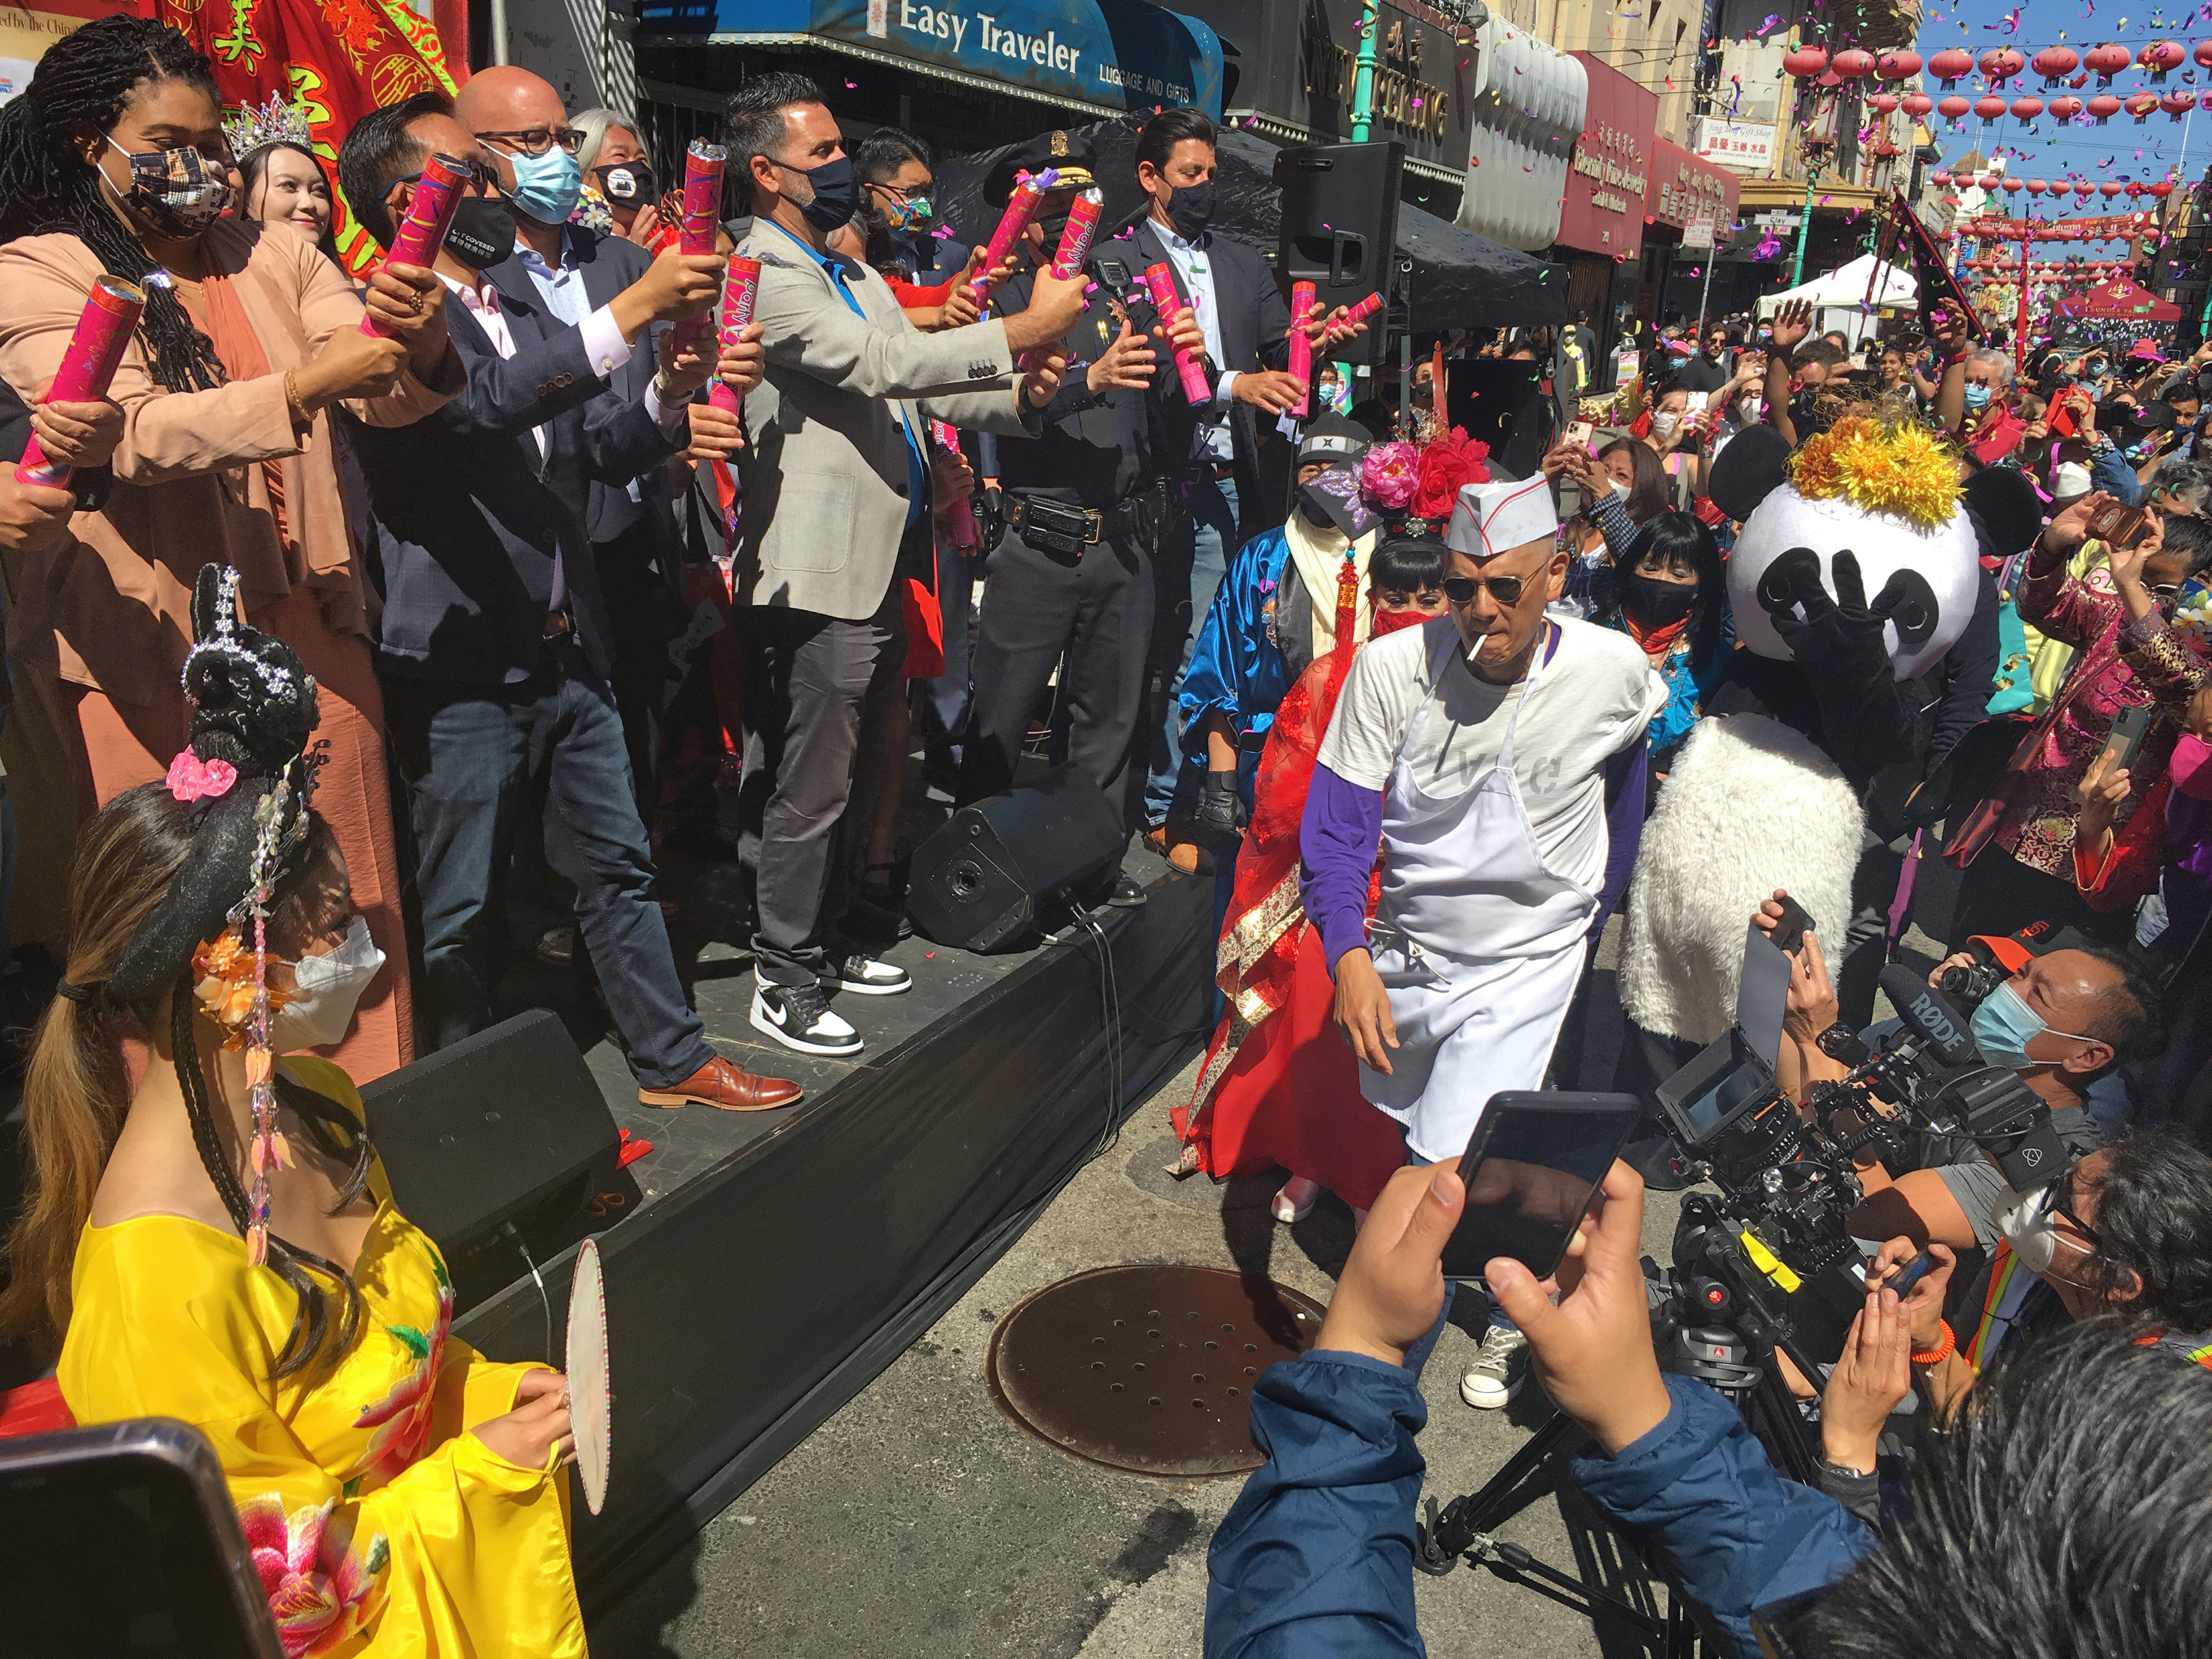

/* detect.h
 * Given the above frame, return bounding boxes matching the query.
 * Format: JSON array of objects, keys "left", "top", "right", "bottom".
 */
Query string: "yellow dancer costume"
[{"left": 58, "top": 1056, "right": 585, "bottom": 1659}]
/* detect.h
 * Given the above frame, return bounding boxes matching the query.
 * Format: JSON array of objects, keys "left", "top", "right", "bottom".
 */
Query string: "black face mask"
[
  {"left": 443, "top": 194, "right": 516, "bottom": 268},
  {"left": 784, "top": 155, "right": 859, "bottom": 233},
  {"left": 593, "top": 161, "right": 657, "bottom": 206},
  {"left": 1170, "top": 178, "right": 1217, "bottom": 238},
  {"left": 1622, "top": 571, "right": 1699, "bottom": 626},
  {"left": 1034, "top": 212, "right": 1072, "bottom": 256}
]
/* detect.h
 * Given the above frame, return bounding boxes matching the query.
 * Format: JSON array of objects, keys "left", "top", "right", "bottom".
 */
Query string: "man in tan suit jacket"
[{"left": 729, "top": 71, "right": 1086, "bottom": 1058}]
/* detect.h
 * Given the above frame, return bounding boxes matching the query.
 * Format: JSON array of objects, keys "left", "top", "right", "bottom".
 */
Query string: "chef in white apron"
[{"left": 1301, "top": 476, "right": 1666, "bottom": 1165}]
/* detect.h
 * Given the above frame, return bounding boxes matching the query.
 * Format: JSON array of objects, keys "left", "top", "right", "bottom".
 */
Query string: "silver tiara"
[
  {"left": 181, "top": 566, "right": 312, "bottom": 706},
  {"left": 222, "top": 92, "right": 312, "bottom": 161}
]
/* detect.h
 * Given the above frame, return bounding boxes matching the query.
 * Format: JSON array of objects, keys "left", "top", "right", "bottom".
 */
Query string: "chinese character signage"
[
  {"left": 1556, "top": 52, "right": 1657, "bottom": 257},
  {"left": 1646, "top": 137, "right": 1738, "bottom": 236},
  {"left": 1692, "top": 117, "right": 1775, "bottom": 175}
]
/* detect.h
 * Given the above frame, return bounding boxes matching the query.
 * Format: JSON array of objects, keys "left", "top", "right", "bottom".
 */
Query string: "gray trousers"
[{"left": 739, "top": 583, "right": 906, "bottom": 987}]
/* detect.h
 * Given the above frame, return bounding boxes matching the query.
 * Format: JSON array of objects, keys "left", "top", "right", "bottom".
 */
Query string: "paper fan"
[{"left": 566, "top": 1237, "right": 611, "bottom": 1514}]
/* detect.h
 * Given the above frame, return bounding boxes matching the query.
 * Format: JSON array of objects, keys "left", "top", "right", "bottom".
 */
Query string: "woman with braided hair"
[
  {"left": 0, "top": 15, "right": 463, "bottom": 1080},
  {"left": 0, "top": 568, "right": 587, "bottom": 1658}
]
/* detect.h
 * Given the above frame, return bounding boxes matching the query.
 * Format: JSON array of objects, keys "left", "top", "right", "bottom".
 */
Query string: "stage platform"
[{"left": 453, "top": 845, "right": 1217, "bottom": 1609}]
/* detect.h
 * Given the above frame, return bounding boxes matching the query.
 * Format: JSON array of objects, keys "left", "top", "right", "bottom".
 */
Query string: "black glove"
[
  {"left": 1760, "top": 548, "right": 1921, "bottom": 780},
  {"left": 1191, "top": 768, "right": 1248, "bottom": 846}
]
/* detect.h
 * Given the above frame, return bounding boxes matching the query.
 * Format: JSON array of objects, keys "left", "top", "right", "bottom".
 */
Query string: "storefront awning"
[{"left": 636, "top": 0, "right": 1223, "bottom": 120}]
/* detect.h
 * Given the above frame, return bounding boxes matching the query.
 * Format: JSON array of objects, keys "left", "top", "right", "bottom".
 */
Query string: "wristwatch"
[{"left": 1820, "top": 1459, "right": 1875, "bottom": 1482}]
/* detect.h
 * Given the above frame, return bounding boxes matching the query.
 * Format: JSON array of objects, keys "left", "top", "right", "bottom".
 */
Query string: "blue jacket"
[
  {"left": 1181, "top": 526, "right": 1297, "bottom": 755},
  {"left": 349, "top": 252, "right": 679, "bottom": 687},
  {"left": 1205, "top": 1356, "right": 1874, "bottom": 1658}
]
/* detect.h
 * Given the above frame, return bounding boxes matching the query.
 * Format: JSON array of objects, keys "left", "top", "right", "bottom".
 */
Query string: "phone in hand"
[
  {"left": 1566, "top": 419, "right": 1596, "bottom": 453},
  {"left": 1439, "top": 1093, "right": 1641, "bottom": 1282},
  {"left": 2087, "top": 500, "right": 2150, "bottom": 551},
  {"left": 1768, "top": 893, "right": 1817, "bottom": 957},
  {"left": 2102, "top": 703, "right": 2154, "bottom": 775}
]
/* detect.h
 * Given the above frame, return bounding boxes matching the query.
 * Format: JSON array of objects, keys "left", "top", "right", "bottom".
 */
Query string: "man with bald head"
[{"left": 1299, "top": 474, "right": 1663, "bottom": 1409}]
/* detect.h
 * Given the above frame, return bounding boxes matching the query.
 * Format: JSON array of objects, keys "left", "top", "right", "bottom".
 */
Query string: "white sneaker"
[
  {"left": 1460, "top": 1325, "right": 1528, "bottom": 1410},
  {"left": 1271, "top": 1176, "right": 1322, "bottom": 1224},
  {"left": 828, "top": 950, "right": 911, "bottom": 995},
  {"left": 751, "top": 979, "right": 862, "bottom": 1057}
]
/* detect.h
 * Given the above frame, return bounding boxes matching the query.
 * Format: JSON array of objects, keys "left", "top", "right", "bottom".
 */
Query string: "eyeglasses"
[
  {"left": 2035, "top": 1167, "right": 2104, "bottom": 1252},
  {"left": 1441, "top": 572, "right": 1530, "bottom": 607},
  {"left": 394, "top": 159, "right": 500, "bottom": 191},
  {"left": 475, "top": 126, "right": 584, "bottom": 157},
  {"left": 865, "top": 179, "right": 930, "bottom": 202}
]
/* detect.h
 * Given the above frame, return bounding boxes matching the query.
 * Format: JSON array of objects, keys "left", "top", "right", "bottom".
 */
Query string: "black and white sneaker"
[
  {"left": 827, "top": 949, "right": 911, "bottom": 995},
  {"left": 751, "top": 979, "right": 863, "bottom": 1057}
]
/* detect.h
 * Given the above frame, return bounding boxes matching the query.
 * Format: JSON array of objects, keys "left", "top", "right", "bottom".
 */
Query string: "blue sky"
[{"left": 1916, "top": 0, "right": 2212, "bottom": 192}]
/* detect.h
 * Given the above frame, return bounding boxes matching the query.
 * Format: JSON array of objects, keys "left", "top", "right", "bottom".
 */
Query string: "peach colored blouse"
[{"left": 0, "top": 218, "right": 454, "bottom": 704}]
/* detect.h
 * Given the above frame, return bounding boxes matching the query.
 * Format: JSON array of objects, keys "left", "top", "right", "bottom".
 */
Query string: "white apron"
[{"left": 1361, "top": 624, "right": 1599, "bottom": 1162}]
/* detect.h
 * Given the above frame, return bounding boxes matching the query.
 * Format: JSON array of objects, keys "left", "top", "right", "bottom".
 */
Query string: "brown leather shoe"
[
  {"left": 1143, "top": 822, "right": 1211, "bottom": 875},
  {"left": 638, "top": 1054, "right": 803, "bottom": 1112}
]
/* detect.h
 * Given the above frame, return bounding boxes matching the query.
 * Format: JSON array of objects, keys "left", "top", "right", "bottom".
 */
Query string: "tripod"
[{"left": 1412, "top": 1268, "right": 1826, "bottom": 1657}]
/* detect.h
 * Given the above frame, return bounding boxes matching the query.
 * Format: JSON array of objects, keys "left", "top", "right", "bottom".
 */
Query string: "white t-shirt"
[{"left": 1317, "top": 615, "right": 1666, "bottom": 894}]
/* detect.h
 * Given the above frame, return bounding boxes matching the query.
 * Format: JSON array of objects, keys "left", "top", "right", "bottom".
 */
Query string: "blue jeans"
[
  {"left": 384, "top": 638, "right": 714, "bottom": 1089},
  {"left": 1144, "top": 473, "right": 1237, "bottom": 827}
]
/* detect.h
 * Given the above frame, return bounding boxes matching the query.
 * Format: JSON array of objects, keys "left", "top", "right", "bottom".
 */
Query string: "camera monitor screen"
[
  {"left": 1657, "top": 1029, "right": 1777, "bottom": 1149},
  {"left": 1439, "top": 1092, "right": 1641, "bottom": 1282}
]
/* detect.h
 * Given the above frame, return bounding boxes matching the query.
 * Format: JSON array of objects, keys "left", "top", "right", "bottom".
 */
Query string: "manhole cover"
[{"left": 985, "top": 1265, "right": 1327, "bottom": 1477}]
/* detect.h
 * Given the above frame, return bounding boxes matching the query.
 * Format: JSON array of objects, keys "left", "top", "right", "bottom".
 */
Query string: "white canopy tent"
[{"left": 1755, "top": 255, "right": 1918, "bottom": 345}]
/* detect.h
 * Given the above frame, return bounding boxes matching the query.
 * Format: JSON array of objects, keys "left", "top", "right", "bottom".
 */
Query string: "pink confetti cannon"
[
  {"left": 362, "top": 152, "right": 470, "bottom": 337},
  {"left": 1143, "top": 262, "right": 1212, "bottom": 404},
  {"left": 672, "top": 140, "right": 727, "bottom": 353},
  {"left": 929, "top": 419, "right": 978, "bottom": 548},
  {"left": 968, "top": 167, "right": 1059, "bottom": 303},
  {"left": 1288, "top": 280, "right": 1317, "bottom": 418},
  {"left": 709, "top": 255, "right": 761, "bottom": 416},
  {"left": 1344, "top": 291, "right": 1385, "bottom": 328},
  {"left": 17, "top": 275, "right": 143, "bottom": 487},
  {"left": 1048, "top": 187, "right": 1104, "bottom": 279}
]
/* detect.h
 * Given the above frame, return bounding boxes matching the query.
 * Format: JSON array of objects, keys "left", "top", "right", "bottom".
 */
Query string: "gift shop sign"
[{"left": 1556, "top": 52, "right": 1657, "bottom": 257}]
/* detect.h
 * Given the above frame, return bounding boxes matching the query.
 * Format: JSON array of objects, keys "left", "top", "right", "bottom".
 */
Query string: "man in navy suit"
[{"left": 338, "top": 92, "right": 804, "bottom": 1113}]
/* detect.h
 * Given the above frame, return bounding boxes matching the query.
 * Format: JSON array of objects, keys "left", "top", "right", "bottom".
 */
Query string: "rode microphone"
[{"left": 1878, "top": 965, "right": 1979, "bottom": 1067}]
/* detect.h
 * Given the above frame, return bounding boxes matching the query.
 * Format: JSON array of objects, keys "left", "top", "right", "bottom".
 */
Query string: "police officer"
[{"left": 957, "top": 134, "right": 1207, "bottom": 893}]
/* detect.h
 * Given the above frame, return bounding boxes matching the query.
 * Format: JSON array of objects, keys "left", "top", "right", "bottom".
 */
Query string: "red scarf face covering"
[
  {"left": 1621, "top": 605, "right": 1692, "bottom": 658},
  {"left": 1370, "top": 605, "right": 1437, "bottom": 638}
]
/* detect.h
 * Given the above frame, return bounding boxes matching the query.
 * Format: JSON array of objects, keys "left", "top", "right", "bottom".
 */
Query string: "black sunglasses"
[{"left": 1441, "top": 573, "right": 1529, "bottom": 606}]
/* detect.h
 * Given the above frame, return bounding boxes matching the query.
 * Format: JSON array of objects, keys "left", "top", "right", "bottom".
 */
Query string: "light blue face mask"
[
  {"left": 508, "top": 144, "right": 582, "bottom": 225},
  {"left": 1962, "top": 383, "right": 1993, "bottom": 412},
  {"left": 1971, "top": 980, "right": 2096, "bottom": 1072}
]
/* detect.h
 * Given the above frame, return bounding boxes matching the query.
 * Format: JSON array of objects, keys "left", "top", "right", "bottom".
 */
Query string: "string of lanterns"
[
  {"left": 1781, "top": 40, "right": 2212, "bottom": 127},
  {"left": 1927, "top": 173, "right": 2175, "bottom": 200}
]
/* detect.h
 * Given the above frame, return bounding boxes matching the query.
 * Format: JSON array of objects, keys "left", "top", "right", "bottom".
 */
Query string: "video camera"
[{"left": 1648, "top": 962, "right": 2067, "bottom": 1372}]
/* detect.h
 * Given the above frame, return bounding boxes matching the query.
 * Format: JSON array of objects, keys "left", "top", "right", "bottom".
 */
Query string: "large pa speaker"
[
  {"left": 363, "top": 1009, "right": 634, "bottom": 1312},
  {"left": 1274, "top": 141, "right": 1404, "bottom": 368},
  {"left": 908, "top": 765, "right": 1126, "bottom": 952}
]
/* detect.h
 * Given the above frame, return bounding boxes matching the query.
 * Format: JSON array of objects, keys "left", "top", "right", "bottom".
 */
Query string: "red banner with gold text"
[{"left": 147, "top": 0, "right": 467, "bottom": 275}]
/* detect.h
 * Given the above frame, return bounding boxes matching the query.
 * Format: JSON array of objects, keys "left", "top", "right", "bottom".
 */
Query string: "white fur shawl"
[{"left": 1619, "top": 713, "right": 1866, "bottom": 1045}]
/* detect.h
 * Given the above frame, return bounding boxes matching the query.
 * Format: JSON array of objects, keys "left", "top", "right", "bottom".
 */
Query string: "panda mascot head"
[{"left": 1709, "top": 417, "right": 1980, "bottom": 680}]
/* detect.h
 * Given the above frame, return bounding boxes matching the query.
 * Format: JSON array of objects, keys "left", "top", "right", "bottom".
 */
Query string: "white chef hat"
[{"left": 1444, "top": 476, "right": 1560, "bottom": 561}]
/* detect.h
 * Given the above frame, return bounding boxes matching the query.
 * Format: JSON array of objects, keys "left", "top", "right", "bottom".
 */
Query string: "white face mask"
[
  {"left": 1737, "top": 395, "right": 1762, "bottom": 423},
  {"left": 1651, "top": 410, "right": 1682, "bottom": 439},
  {"left": 275, "top": 916, "right": 384, "bottom": 1050},
  {"left": 1994, "top": 1183, "right": 2061, "bottom": 1275}
]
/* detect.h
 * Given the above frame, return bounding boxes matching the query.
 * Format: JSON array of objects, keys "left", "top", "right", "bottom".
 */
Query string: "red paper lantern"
[
  {"left": 1931, "top": 47, "right": 1976, "bottom": 86},
  {"left": 1783, "top": 46, "right": 1829, "bottom": 79},
  {"left": 1832, "top": 47, "right": 1876, "bottom": 79},
  {"left": 2073, "top": 180, "right": 2095, "bottom": 198},
  {"left": 2090, "top": 94, "right": 2123, "bottom": 123},
  {"left": 1903, "top": 91, "right": 1935, "bottom": 119},
  {"left": 2126, "top": 181, "right": 2145, "bottom": 196},
  {"left": 2033, "top": 46, "right": 2080, "bottom": 86},
  {"left": 2050, "top": 95, "right": 2085, "bottom": 122},
  {"left": 2127, "top": 91, "right": 2161, "bottom": 121},
  {"left": 2101, "top": 180, "right": 2126, "bottom": 196},
  {"left": 1981, "top": 47, "right": 2027, "bottom": 84},
  {"left": 1931, "top": 169, "right": 1954, "bottom": 186},
  {"left": 1868, "top": 92, "right": 1901, "bottom": 115},
  {"left": 2152, "top": 179, "right": 2176, "bottom": 198},
  {"left": 2002, "top": 175, "right": 2026, "bottom": 192},
  {"left": 2164, "top": 92, "right": 2195, "bottom": 117},
  {"left": 1878, "top": 50, "right": 1922, "bottom": 80},
  {"left": 2026, "top": 178, "right": 2049, "bottom": 194},
  {"left": 2011, "top": 96, "right": 2046, "bottom": 123},
  {"left": 2140, "top": 40, "right": 2185, "bottom": 80},
  {"left": 1939, "top": 95, "right": 1973, "bottom": 125},
  {"left": 2086, "top": 42, "right": 2132, "bottom": 83},
  {"left": 1977, "top": 95, "right": 2011, "bottom": 123}
]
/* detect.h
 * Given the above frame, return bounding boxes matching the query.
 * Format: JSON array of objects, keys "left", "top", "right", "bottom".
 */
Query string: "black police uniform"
[{"left": 957, "top": 203, "right": 1197, "bottom": 830}]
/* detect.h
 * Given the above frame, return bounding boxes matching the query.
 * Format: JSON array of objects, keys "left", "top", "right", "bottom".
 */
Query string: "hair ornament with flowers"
[
  {"left": 1787, "top": 415, "right": 1962, "bottom": 531},
  {"left": 1353, "top": 426, "right": 1491, "bottom": 526}
]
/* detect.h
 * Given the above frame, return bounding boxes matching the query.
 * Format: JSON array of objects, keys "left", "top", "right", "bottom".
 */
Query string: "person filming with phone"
[{"left": 1202, "top": 1158, "right": 2212, "bottom": 1658}]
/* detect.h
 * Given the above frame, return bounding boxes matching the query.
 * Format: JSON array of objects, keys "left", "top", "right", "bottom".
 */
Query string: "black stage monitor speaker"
[
  {"left": 362, "top": 1009, "right": 631, "bottom": 1311},
  {"left": 908, "top": 764, "right": 1126, "bottom": 952},
  {"left": 1275, "top": 141, "right": 1404, "bottom": 368}
]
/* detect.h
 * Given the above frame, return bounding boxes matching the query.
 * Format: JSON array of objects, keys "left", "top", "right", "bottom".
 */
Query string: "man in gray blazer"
[{"left": 728, "top": 72, "right": 1084, "bottom": 1059}]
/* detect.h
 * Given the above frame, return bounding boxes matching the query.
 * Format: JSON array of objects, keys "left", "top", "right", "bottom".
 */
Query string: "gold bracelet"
[{"left": 283, "top": 368, "right": 310, "bottom": 431}]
